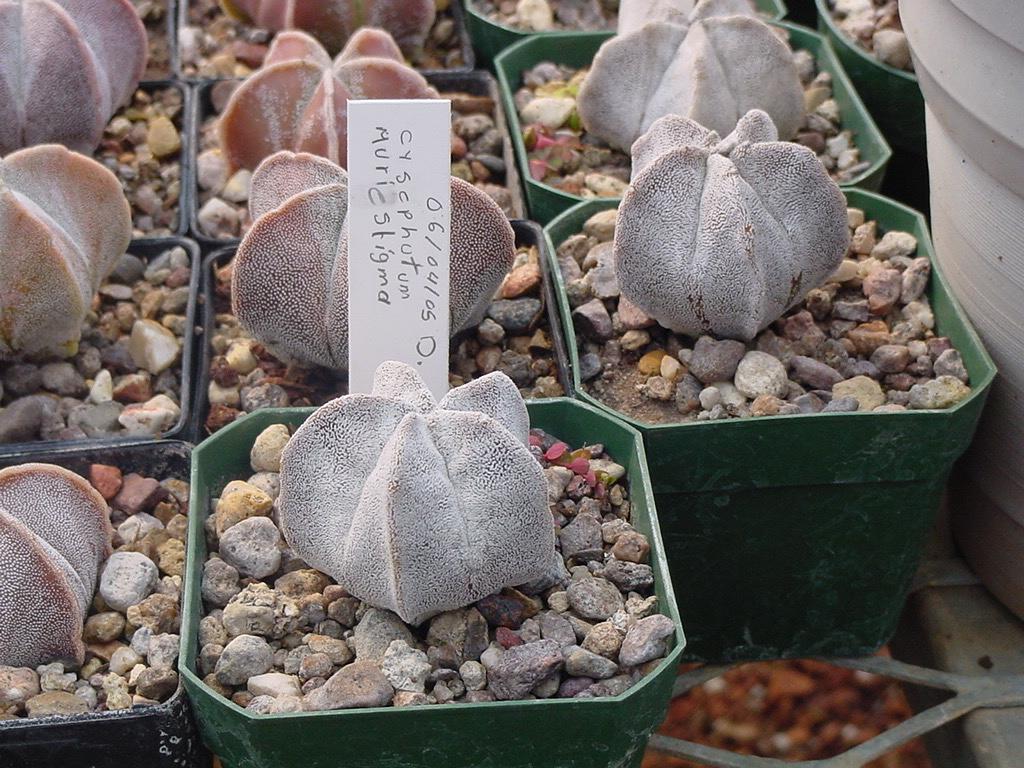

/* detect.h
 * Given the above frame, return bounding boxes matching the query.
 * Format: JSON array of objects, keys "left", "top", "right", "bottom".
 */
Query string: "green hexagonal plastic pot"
[
  {"left": 543, "top": 189, "right": 996, "bottom": 662},
  {"left": 815, "top": 0, "right": 924, "bottom": 152},
  {"left": 495, "top": 21, "right": 892, "bottom": 224},
  {"left": 180, "top": 399, "right": 685, "bottom": 768},
  {"left": 463, "top": 0, "right": 787, "bottom": 65}
]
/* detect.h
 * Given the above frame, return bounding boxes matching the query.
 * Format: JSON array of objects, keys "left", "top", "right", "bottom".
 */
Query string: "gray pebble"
[
  {"left": 566, "top": 576, "right": 624, "bottom": 621},
  {"left": 564, "top": 646, "right": 618, "bottom": 679},
  {"left": 485, "top": 640, "right": 563, "bottom": 701},
  {"left": 303, "top": 661, "right": 394, "bottom": 710},
  {"left": 559, "top": 512, "right": 603, "bottom": 563},
  {"left": 578, "top": 352, "right": 602, "bottom": 381},
  {"left": 619, "top": 614, "right": 676, "bottom": 667},
  {"left": 202, "top": 557, "right": 241, "bottom": 607},
  {"left": 215, "top": 634, "right": 273, "bottom": 686},
  {"left": 487, "top": 298, "right": 542, "bottom": 334},
  {"left": 689, "top": 336, "right": 746, "bottom": 384},
  {"left": 3, "top": 364, "right": 41, "bottom": 396},
  {"left": 147, "top": 633, "right": 180, "bottom": 670},
  {"left": 822, "top": 395, "right": 859, "bottom": 413},
  {"left": 40, "top": 362, "right": 86, "bottom": 397},
  {"left": 240, "top": 382, "right": 290, "bottom": 412},
  {"left": 0, "top": 395, "right": 59, "bottom": 442},
  {"left": 602, "top": 560, "right": 654, "bottom": 592},
  {"left": 733, "top": 351, "right": 788, "bottom": 399},
  {"left": 218, "top": 517, "right": 282, "bottom": 579},
  {"left": 934, "top": 349, "right": 969, "bottom": 382},
  {"left": 99, "top": 552, "right": 159, "bottom": 612},
  {"left": 572, "top": 299, "right": 613, "bottom": 341},
  {"left": 790, "top": 356, "right": 843, "bottom": 389},
  {"left": 353, "top": 608, "right": 416, "bottom": 663}
]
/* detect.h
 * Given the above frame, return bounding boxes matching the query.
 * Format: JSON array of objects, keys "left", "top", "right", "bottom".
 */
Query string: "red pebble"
[
  {"left": 88, "top": 464, "right": 122, "bottom": 501},
  {"left": 112, "top": 473, "right": 166, "bottom": 514},
  {"left": 496, "top": 627, "right": 524, "bottom": 649}
]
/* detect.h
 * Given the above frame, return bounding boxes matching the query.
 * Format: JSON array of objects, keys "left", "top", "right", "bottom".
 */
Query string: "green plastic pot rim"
[
  {"left": 182, "top": 398, "right": 685, "bottom": 722},
  {"left": 494, "top": 20, "right": 891, "bottom": 213},
  {"left": 814, "top": 0, "right": 919, "bottom": 83},
  {"left": 463, "top": 0, "right": 788, "bottom": 38},
  {"left": 543, "top": 190, "right": 997, "bottom": 435}
]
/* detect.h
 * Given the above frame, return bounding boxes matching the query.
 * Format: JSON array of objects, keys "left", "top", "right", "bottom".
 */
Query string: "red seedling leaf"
[
  {"left": 568, "top": 457, "right": 590, "bottom": 476},
  {"left": 545, "top": 442, "right": 568, "bottom": 461}
]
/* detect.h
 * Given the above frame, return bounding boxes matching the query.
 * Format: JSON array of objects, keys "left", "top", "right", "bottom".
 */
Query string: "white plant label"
[{"left": 347, "top": 99, "right": 452, "bottom": 398}]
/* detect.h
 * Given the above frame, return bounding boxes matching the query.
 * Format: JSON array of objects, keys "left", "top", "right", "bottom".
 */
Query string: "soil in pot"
[
  {"left": 95, "top": 86, "right": 184, "bottom": 239},
  {"left": 517, "top": 40, "right": 872, "bottom": 198},
  {"left": 0, "top": 462, "right": 189, "bottom": 719},
  {"left": 195, "top": 423, "right": 672, "bottom": 711},
  {"left": 0, "top": 244, "right": 193, "bottom": 445},
  {"left": 470, "top": 0, "right": 621, "bottom": 32},
  {"left": 134, "top": 0, "right": 173, "bottom": 79},
  {"left": 204, "top": 243, "right": 565, "bottom": 434},
  {"left": 469, "top": 0, "right": 776, "bottom": 33},
  {"left": 825, "top": 0, "right": 913, "bottom": 72},
  {"left": 195, "top": 85, "right": 517, "bottom": 241},
  {"left": 564, "top": 206, "right": 973, "bottom": 425},
  {"left": 178, "top": 0, "right": 466, "bottom": 78}
]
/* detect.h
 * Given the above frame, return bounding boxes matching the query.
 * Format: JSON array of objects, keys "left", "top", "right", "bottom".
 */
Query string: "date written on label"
[{"left": 347, "top": 99, "right": 452, "bottom": 398}]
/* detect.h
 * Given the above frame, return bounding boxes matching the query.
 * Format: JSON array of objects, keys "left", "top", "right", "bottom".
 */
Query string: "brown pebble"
[{"left": 89, "top": 464, "right": 123, "bottom": 501}]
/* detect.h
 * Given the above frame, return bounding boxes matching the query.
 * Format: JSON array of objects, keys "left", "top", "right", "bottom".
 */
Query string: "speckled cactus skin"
[
  {"left": 219, "top": 28, "right": 438, "bottom": 172},
  {"left": 615, "top": 110, "right": 850, "bottom": 341},
  {"left": 220, "top": 0, "right": 435, "bottom": 55},
  {"left": 277, "top": 361, "right": 555, "bottom": 625},
  {"left": 618, "top": 0, "right": 755, "bottom": 35},
  {"left": 0, "top": 144, "right": 132, "bottom": 359},
  {"left": 577, "top": 2, "right": 803, "bottom": 152},
  {"left": 0, "top": 0, "right": 148, "bottom": 155},
  {"left": 231, "top": 151, "right": 515, "bottom": 370},
  {"left": 0, "top": 463, "right": 113, "bottom": 668}
]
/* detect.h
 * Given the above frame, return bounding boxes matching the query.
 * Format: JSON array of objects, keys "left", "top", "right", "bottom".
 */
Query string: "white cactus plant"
[
  {"left": 577, "top": 0, "right": 803, "bottom": 152},
  {"left": 614, "top": 110, "right": 850, "bottom": 341},
  {"left": 277, "top": 361, "right": 557, "bottom": 625}
]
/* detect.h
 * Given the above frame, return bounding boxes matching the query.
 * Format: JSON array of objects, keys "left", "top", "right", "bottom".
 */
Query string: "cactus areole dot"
[{"left": 277, "top": 361, "right": 557, "bottom": 625}]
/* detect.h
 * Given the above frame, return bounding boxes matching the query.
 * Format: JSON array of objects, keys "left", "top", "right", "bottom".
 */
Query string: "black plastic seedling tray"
[
  {"left": 187, "top": 69, "right": 525, "bottom": 249},
  {"left": 0, "top": 237, "right": 202, "bottom": 456},
  {"left": 0, "top": 439, "right": 209, "bottom": 768},
  {"left": 189, "top": 219, "right": 570, "bottom": 440}
]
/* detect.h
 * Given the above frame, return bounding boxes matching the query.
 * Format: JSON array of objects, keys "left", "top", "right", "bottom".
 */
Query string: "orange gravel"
[{"left": 644, "top": 657, "right": 932, "bottom": 768}]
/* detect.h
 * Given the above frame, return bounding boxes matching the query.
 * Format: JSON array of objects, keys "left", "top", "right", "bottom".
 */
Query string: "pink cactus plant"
[
  {"left": 219, "top": 27, "right": 438, "bottom": 172},
  {"left": 0, "top": 0, "right": 148, "bottom": 155},
  {"left": 220, "top": 0, "right": 435, "bottom": 55},
  {"left": 0, "top": 463, "right": 112, "bottom": 668},
  {"left": 0, "top": 144, "right": 132, "bottom": 359},
  {"left": 231, "top": 151, "right": 516, "bottom": 371}
]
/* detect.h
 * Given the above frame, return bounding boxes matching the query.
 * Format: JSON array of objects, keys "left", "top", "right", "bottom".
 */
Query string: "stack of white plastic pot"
[{"left": 902, "top": 0, "right": 1024, "bottom": 616}]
